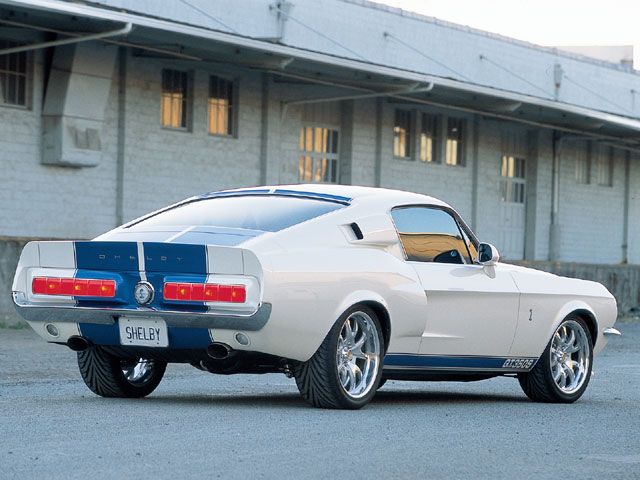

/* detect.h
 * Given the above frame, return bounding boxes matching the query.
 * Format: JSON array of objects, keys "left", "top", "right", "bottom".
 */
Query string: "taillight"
[
  {"left": 32, "top": 277, "right": 116, "bottom": 298},
  {"left": 163, "top": 282, "right": 246, "bottom": 303}
]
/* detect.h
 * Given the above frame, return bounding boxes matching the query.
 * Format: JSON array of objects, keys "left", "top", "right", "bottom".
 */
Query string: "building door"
[{"left": 499, "top": 155, "right": 526, "bottom": 260}]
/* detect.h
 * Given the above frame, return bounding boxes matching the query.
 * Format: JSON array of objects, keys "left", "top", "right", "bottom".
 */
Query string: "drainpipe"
[
  {"left": 622, "top": 150, "right": 631, "bottom": 263},
  {"left": 115, "top": 47, "right": 127, "bottom": 227},
  {"left": 549, "top": 131, "right": 562, "bottom": 261},
  {"left": 0, "top": 22, "right": 133, "bottom": 55}
]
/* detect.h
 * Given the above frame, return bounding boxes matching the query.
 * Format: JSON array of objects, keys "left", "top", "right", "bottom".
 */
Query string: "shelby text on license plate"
[{"left": 118, "top": 317, "right": 168, "bottom": 347}]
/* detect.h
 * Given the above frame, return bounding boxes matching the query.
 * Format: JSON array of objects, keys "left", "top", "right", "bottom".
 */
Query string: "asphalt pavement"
[{"left": 1, "top": 321, "right": 639, "bottom": 479}]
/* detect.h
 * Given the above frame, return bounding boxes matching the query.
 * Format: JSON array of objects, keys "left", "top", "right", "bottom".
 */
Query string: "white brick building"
[{"left": 1, "top": 0, "right": 639, "bottom": 320}]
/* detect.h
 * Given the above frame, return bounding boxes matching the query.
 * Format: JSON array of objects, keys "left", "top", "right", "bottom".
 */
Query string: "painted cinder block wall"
[{"left": 1, "top": 1, "right": 640, "bottom": 324}]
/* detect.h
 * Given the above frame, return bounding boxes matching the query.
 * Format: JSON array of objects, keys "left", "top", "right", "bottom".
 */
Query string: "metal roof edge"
[{"left": 3, "top": 0, "right": 640, "bottom": 133}]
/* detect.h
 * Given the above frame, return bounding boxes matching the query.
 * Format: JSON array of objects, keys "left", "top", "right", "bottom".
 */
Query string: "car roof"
[{"left": 200, "top": 184, "right": 450, "bottom": 208}]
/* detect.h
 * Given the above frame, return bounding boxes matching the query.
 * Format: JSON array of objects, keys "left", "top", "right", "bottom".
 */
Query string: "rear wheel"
[
  {"left": 77, "top": 346, "right": 166, "bottom": 398},
  {"left": 294, "top": 305, "right": 384, "bottom": 409},
  {"left": 518, "top": 315, "right": 593, "bottom": 403}
]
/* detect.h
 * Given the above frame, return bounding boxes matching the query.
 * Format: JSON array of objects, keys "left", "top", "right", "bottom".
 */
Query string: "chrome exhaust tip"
[
  {"left": 67, "top": 335, "right": 90, "bottom": 352},
  {"left": 206, "top": 342, "right": 233, "bottom": 360}
]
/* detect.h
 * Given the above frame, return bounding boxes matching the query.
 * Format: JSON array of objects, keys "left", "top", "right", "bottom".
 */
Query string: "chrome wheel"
[
  {"left": 336, "top": 311, "right": 381, "bottom": 399},
  {"left": 550, "top": 320, "right": 590, "bottom": 394},
  {"left": 121, "top": 358, "right": 156, "bottom": 386}
]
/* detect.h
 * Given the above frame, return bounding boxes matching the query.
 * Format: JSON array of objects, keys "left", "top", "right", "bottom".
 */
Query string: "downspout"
[
  {"left": 115, "top": 47, "right": 127, "bottom": 227},
  {"left": 0, "top": 22, "right": 133, "bottom": 55},
  {"left": 549, "top": 131, "right": 562, "bottom": 261},
  {"left": 622, "top": 150, "right": 631, "bottom": 263}
]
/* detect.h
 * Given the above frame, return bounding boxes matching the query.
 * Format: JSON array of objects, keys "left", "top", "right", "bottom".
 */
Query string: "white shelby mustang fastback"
[{"left": 12, "top": 185, "right": 620, "bottom": 409}]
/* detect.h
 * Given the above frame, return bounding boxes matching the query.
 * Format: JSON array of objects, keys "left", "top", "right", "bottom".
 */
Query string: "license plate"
[{"left": 118, "top": 317, "right": 168, "bottom": 347}]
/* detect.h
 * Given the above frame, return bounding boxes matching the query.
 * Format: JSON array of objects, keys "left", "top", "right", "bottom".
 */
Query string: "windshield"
[{"left": 126, "top": 195, "right": 346, "bottom": 232}]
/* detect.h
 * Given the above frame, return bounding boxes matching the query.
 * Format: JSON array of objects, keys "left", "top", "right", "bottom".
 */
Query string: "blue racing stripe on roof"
[
  {"left": 199, "top": 189, "right": 271, "bottom": 198},
  {"left": 273, "top": 189, "right": 352, "bottom": 203}
]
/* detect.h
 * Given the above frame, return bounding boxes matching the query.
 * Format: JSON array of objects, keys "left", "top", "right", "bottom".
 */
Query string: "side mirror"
[{"left": 478, "top": 243, "right": 500, "bottom": 266}]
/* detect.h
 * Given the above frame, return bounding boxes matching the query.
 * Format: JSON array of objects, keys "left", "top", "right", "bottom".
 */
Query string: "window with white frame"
[
  {"left": 208, "top": 75, "right": 234, "bottom": 136},
  {"left": 592, "top": 143, "right": 613, "bottom": 187},
  {"left": 420, "top": 113, "right": 437, "bottom": 163},
  {"left": 393, "top": 109, "right": 412, "bottom": 158},
  {"left": 445, "top": 117, "right": 464, "bottom": 166},
  {"left": 161, "top": 69, "right": 189, "bottom": 129},
  {"left": 299, "top": 125, "right": 339, "bottom": 183},
  {"left": 0, "top": 39, "right": 27, "bottom": 107}
]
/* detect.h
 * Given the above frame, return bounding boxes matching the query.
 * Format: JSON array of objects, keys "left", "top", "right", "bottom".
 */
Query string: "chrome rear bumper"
[{"left": 13, "top": 292, "right": 271, "bottom": 331}]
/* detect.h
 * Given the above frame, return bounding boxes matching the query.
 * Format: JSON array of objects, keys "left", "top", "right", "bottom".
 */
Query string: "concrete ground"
[{"left": 0, "top": 321, "right": 639, "bottom": 479}]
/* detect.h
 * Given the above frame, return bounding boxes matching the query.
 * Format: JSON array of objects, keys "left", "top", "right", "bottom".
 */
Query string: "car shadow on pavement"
[
  {"left": 373, "top": 389, "right": 530, "bottom": 405},
  {"left": 131, "top": 389, "right": 529, "bottom": 409}
]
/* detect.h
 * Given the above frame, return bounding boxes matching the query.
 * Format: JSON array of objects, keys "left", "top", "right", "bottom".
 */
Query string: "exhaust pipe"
[
  {"left": 67, "top": 335, "right": 90, "bottom": 352},
  {"left": 207, "top": 342, "right": 233, "bottom": 360}
]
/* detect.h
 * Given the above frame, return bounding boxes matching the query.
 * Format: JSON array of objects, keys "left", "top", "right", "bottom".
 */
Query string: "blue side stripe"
[{"left": 385, "top": 354, "right": 537, "bottom": 370}]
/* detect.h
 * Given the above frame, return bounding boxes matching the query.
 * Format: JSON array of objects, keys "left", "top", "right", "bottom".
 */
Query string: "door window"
[{"left": 391, "top": 207, "right": 472, "bottom": 264}]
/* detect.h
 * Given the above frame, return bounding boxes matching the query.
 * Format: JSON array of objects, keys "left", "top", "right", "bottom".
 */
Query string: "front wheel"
[
  {"left": 77, "top": 346, "right": 167, "bottom": 398},
  {"left": 294, "top": 305, "right": 384, "bottom": 409},
  {"left": 518, "top": 315, "right": 593, "bottom": 403}
]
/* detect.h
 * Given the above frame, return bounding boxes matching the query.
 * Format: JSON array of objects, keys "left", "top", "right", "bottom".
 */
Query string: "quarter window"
[
  {"left": 391, "top": 207, "right": 472, "bottom": 264},
  {"left": 393, "top": 109, "right": 412, "bottom": 158},
  {"left": 299, "top": 126, "right": 339, "bottom": 183},
  {"left": 208, "top": 75, "right": 234, "bottom": 135},
  {"left": 445, "top": 117, "right": 464, "bottom": 166},
  {"left": 161, "top": 69, "right": 189, "bottom": 129},
  {"left": 0, "top": 40, "right": 27, "bottom": 107}
]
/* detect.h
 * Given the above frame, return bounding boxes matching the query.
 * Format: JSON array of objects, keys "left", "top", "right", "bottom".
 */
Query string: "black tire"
[
  {"left": 377, "top": 377, "right": 388, "bottom": 390},
  {"left": 77, "top": 346, "right": 167, "bottom": 398},
  {"left": 293, "top": 305, "right": 385, "bottom": 409},
  {"left": 518, "top": 315, "right": 593, "bottom": 403}
]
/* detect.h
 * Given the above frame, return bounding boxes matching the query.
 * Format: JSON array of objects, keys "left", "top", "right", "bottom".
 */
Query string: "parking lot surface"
[{"left": 1, "top": 322, "right": 639, "bottom": 479}]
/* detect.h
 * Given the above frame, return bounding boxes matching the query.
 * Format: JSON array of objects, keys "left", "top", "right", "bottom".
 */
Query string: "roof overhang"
[{"left": 2, "top": 0, "right": 640, "bottom": 149}]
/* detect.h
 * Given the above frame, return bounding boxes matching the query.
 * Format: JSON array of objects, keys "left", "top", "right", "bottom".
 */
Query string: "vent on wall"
[{"left": 41, "top": 42, "right": 116, "bottom": 167}]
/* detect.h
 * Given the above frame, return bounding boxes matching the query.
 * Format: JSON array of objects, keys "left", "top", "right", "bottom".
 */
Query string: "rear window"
[{"left": 126, "top": 195, "right": 345, "bottom": 232}]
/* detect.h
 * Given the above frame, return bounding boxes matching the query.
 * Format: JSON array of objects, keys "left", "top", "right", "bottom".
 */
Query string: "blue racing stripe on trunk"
[
  {"left": 143, "top": 242, "right": 207, "bottom": 274},
  {"left": 75, "top": 242, "right": 139, "bottom": 271}
]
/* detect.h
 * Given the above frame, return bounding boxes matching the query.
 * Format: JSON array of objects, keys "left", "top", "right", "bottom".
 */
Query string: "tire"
[
  {"left": 377, "top": 377, "right": 388, "bottom": 390},
  {"left": 518, "top": 315, "right": 593, "bottom": 403},
  {"left": 77, "top": 346, "right": 167, "bottom": 398},
  {"left": 293, "top": 305, "right": 385, "bottom": 409}
]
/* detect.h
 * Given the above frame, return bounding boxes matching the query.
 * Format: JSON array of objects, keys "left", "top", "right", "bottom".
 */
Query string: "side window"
[{"left": 391, "top": 207, "right": 472, "bottom": 264}]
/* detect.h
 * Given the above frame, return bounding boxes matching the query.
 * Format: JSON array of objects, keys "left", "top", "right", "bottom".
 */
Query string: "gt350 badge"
[{"left": 502, "top": 358, "right": 535, "bottom": 369}]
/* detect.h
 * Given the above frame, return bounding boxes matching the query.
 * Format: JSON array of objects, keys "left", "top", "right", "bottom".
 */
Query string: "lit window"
[
  {"left": 500, "top": 155, "right": 526, "bottom": 204},
  {"left": 299, "top": 126, "right": 339, "bottom": 183},
  {"left": 0, "top": 40, "right": 27, "bottom": 107},
  {"left": 161, "top": 69, "right": 188, "bottom": 128},
  {"left": 445, "top": 118, "right": 464, "bottom": 166},
  {"left": 420, "top": 114, "right": 437, "bottom": 163},
  {"left": 393, "top": 109, "right": 412, "bottom": 158},
  {"left": 208, "top": 75, "right": 234, "bottom": 135}
]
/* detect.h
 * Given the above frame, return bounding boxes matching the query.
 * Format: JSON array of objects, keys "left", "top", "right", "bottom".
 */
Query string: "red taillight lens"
[
  {"left": 32, "top": 277, "right": 116, "bottom": 298},
  {"left": 164, "top": 282, "right": 246, "bottom": 303}
]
